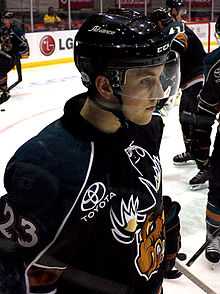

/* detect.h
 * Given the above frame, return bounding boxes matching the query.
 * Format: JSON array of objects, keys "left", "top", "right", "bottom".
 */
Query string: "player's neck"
[{"left": 80, "top": 97, "right": 121, "bottom": 133}]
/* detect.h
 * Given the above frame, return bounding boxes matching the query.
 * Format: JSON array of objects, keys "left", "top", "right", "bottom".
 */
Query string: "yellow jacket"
[{"left": 43, "top": 14, "right": 61, "bottom": 25}]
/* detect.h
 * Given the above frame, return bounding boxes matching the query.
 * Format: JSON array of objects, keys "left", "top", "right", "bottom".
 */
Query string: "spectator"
[{"left": 43, "top": 6, "right": 62, "bottom": 31}]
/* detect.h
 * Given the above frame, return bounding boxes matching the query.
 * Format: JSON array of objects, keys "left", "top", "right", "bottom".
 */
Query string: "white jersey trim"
[
  {"left": 24, "top": 142, "right": 95, "bottom": 293},
  {"left": 182, "top": 76, "right": 204, "bottom": 90}
]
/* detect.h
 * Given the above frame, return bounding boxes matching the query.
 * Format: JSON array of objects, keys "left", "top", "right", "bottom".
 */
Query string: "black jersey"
[
  {"left": 179, "top": 25, "right": 206, "bottom": 87},
  {"left": 2, "top": 93, "right": 165, "bottom": 293},
  {"left": 0, "top": 24, "right": 29, "bottom": 58},
  {"left": 198, "top": 55, "right": 220, "bottom": 117},
  {"left": 204, "top": 46, "right": 220, "bottom": 77}
]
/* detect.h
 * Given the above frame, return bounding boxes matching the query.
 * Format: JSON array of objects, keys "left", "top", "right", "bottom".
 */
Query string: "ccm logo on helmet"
[
  {"left": 157, "top": 43, "right": 170, "bottom": 53},
  {"left": 88, "top": 26, "right": 116, "bottom": 35}
]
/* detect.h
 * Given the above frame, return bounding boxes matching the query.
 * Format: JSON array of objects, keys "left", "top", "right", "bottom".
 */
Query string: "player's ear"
[{"left": 95, "top": 75, "right": 114, "bottom": 100}]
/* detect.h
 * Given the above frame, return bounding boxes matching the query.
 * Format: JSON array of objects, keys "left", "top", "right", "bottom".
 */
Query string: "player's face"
[
  {"left": 121, "top": 65, "right": 164, "bottom": 125},
  {"left": 3, "top": 18, "right": 12, "bottom": 28},
  {"left": 175, "top": 7, "right": 187, "bottom": 21}
]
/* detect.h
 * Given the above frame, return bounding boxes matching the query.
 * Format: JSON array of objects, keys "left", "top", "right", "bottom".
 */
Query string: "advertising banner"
[
  {"left": 22, "top": 30, "right": 77, "bottom": 66},
  {"left": 59, "top": 0, "right": 94, "bottom": 10}
]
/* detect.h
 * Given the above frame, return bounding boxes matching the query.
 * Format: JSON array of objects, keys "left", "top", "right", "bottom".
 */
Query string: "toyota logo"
[
  {"left": 81, "top": 182, "right": 106, "bottom": 211},
  {"left": 40, "top": 35, "right": 55, "bottom": 56}
]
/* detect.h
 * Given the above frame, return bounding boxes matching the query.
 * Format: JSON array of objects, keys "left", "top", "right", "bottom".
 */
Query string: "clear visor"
[
  {"left": 117, "top": 51, "right": 180, "bottom": 102},
  {"left": 215, "top": 32, "right": 220, "bottom": 46}
]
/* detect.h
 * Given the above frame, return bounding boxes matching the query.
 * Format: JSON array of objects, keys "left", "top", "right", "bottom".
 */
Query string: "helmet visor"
[
  {"left": 215, "top": 32, "right": 220, "bottom": 46},
  {"left": 117, "top": 50, "right": 180, "bottom": 102}
]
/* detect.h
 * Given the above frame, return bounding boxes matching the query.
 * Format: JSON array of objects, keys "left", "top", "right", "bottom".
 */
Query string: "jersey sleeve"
[
  {"left": 171, "top": 32, "right": 188, "bottom": 55},
  {"left": 198, "top": 60, "right": 220, "bottom": 116},
  {"left": 0, "top": 160, "right": 60, "bottom": 256},
  {"left": 11, "top": 28, "right": 29, "bottom": 57}
]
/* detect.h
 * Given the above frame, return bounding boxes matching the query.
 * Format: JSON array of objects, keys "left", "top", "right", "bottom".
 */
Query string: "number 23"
[{"left": 0, "top": 202, "right": 38, "bottom": 247}]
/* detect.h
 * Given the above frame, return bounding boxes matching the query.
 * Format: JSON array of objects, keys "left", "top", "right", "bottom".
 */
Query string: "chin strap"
[
  {"left": 107, "top": 70, "right": 130, "bottom": 128},
  {"left": 90, "top": 68, "right": 130, "bottom": 128},
  {"left": 90, "top": 94, "right": 129, "bottom": 129},
  {"left": 112, "top": 109, "right": 129, "bottom": 129}
]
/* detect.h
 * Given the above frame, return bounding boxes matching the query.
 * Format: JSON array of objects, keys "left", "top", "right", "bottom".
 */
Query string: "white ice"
[{"left": 0, "top": 63, "right": 219, "bottom": 293}]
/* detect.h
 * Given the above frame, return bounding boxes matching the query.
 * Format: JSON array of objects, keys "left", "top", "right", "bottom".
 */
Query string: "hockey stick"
[
  {"left": 186, "top": 226, "right": 220, "bottom": 267},
  {"left": 7, "top": 56, "right": 22, "bottom": 91},
  {"left": 175, "top": 261, "right": 217, "bottom": 294},
  {"left": 0, "top": 49, "right": 12, "bottom": 60}
]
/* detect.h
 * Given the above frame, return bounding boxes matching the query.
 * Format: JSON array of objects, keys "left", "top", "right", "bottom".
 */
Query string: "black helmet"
[
  {"left": 74, "top": 11, "right": 173, "bottom": 92},
  {"left": 215, "top": 15, "right": 220, "bottom": 36},
  {"left": 150, "top": 8, "right": 173, "bottom": 27},
  {"left": 166, "top": 0, "right": 185, "bottom": 9},
  {"left": 2, "top": 11, "right": 14, "bottom": 19},
  {"left": 74, "top": 10, "right": 180, "bottom": 125}
]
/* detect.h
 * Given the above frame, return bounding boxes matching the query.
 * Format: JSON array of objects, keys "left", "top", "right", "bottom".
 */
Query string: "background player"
[
  {"left": 183, "top": 15, "right": 220, "bottom": 263},
  {"left": 165, "top": 0, "right": 209, "bottom": 190},
  {"left": 0, "top": 11, "right": 29, "bottom": 104}
]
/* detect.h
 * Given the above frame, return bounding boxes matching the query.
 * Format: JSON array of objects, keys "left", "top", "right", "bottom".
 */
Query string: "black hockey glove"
[
  {"left": 180, "top": 110, "right": 215, "bottom": 129},
  {"left": 163, "top": 196, "right": 181, "bottom": 277}
]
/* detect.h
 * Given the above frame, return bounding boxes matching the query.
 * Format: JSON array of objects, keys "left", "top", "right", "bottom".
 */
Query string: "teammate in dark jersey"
[
  {"left": 164, "top": 0, "right": 209, "bottom": 190},
  {"left": 0, "top": 11, "right": 29, "bottom": 104},
  {"left": 150, "top": 6, "right": 208, "bottom": 190},
  {"left": 188, "top": 15, "right": 220, "bottom": 263},
  {"left": 0, "top": 10, "right": 181, "bottom": 294}
]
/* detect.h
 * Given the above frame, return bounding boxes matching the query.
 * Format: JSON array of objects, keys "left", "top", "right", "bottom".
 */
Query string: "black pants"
[
  {"left": 206, "top": 129, "right": 220, "bottom": 233},
  {"left": 180, "top": 82, "right": 211, "bottom": 169},
  {"left": 0, "top": 52, "right": 15, "bottom": 90}
]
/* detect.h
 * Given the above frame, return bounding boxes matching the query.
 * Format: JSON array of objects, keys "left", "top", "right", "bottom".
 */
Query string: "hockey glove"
[
  {"left": 163, "top": 195, "right": 181, "bottom": 276},
  {"left": 180, "top": 110, "right": 215, "bottom": 129}
]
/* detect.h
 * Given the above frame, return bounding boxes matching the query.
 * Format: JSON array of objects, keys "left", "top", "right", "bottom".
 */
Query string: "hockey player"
[
  {"left": 150, "top": 7, "right": 209, "bottom": 190},
  {"left": 165, "top": 0, "right": 209, "bottom": 190},
  {"left": 0, "top": 11, "right": 29, "bottom": 104},
  {"left": 187, "top": 15, "right": 220, "bottom": 263},
  {"left": 0, "top": 10, "right": 182, "bottom": 294}
]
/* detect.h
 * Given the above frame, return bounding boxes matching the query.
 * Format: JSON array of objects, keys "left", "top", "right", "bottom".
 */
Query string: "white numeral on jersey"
[
  {"left": 0, "top": 202, "right": 14, "bottom": 238},
  {"left": 0, "top": 202, "right": 38, "bottom": 247},
  {"left": 18, "top": 218, "right": 38, "bottom": 247}
]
